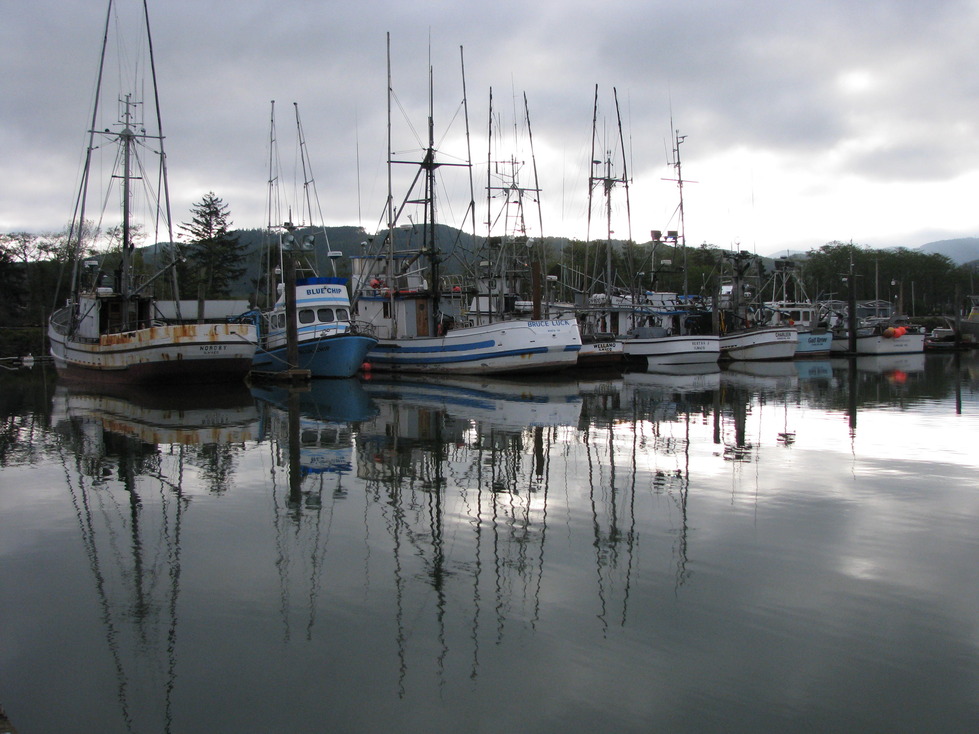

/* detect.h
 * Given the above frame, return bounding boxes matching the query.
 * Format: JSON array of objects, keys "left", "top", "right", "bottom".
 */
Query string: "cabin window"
[
  {"left": 317, "top": 308, "right": 335, "bottom": 323},
  {"left": 277, "top": 313, "right": 286, "bottom": 329},
  {"left": 336, "top": 308, "right": 349, "bottom": 321},
  {"left": 299, "top": 309, "right": 315, "bottom": 324}
]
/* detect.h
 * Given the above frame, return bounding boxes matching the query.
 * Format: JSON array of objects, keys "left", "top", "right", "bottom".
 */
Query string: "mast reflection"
[
  {"left": 51, "top": 382, "right": 258, "bottom": 733},
  {"left": 357, "top": 374, "right": 583, "bottom": 689},
  {"left": 251, "top": 379, "right": 377, "bottom": 641}
]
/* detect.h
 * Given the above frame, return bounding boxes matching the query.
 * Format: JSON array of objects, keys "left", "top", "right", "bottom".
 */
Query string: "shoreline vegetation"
[{"left": 2, "top": 226, "right": 977, "bottom": 359}]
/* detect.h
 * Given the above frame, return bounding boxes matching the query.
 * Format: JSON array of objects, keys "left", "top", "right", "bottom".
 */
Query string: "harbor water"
[{"left": 1, "top": 352, "right": 978, "bottom": 733}]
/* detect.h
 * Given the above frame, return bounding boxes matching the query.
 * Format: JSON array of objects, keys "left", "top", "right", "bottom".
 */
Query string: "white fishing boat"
[
  {"left": 718, "top": 251, "right": 797, "bottom": 361},
  {"left": 351, "top": 37, "right": 580, "bottom": 375},
  {"left": 762, "top": 258, "right": 832, "bottom": 357},
  {"left": 719, "top": 325, "right": 798, "bottom": 361},
  {"left": 619, "top": 132, "right": 721, "bottom": 368},
  {"left": 48, "top": 1, "right": 256, "bottom": 385},
  {"left": 830, "top": 320, "right": 926, "bottom": 355}
]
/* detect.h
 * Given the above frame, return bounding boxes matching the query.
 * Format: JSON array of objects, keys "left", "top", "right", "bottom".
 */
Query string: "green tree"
[{"left": 178, "top": 193, "right": 246, "bottom": 303}]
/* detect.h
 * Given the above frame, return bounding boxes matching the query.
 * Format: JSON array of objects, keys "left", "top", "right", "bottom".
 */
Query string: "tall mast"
[
  {"left": 120, "top": 95, "right": 135, "bottom": 328},
  {"left": 385, "top": 32, "right": 397, "bottom": 334},
  {"left": 140, "top": 0, "right": 177, "bottom": 309},
  {"left": 587, "top": 85, "right": 630, "bottom": 301},
  {"left": 673, "top": 128, "right": 688, "bottom": 296}
]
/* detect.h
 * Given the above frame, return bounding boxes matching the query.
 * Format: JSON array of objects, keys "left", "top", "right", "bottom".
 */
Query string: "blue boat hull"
[{"left": 252, "top": 334, "right": 377, "bottom": 378}]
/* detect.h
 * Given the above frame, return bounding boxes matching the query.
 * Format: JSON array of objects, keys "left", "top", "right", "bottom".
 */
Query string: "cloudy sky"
[{"left": 3, "top": 0, "right": 978, "bottom": 256}]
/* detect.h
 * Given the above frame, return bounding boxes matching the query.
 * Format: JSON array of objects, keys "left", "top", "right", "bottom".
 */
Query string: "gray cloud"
[{"left": 3, "top": 0, "right": 978, "bottom": 253}]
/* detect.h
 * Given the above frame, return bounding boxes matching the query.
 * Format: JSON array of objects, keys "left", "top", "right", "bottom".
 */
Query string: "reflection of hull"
[
  {"left": 722, "top": 361, "right": 800, "bottom": 391},
  {"left": 250, "top": 378, "right": 377, "bottom": 423},
  {"left": 620, "top": 334, "right": 720, "bottom": 367},
  {"left": 794, "top": 360, "right": 833, "bottom": 380},
  {"left": 720, "top": 327, "right": 797, "bottom": 361},
  {"left": 361, "top": 374, "right": 583, "bottom": 428},
  {"left": 624, "top": 363, "right": 721, "bottom": 392},
  {"left": 251, "top": 333, "right": 377, "bottom": 378},
  {"left": 53, "top": 382, "right": 260, "bottom": 444},
  {"left": 49, "top": 316, "right": 257, "bottom": 385},
  {"left": 365, "top": 319, "right": 582, "bottom": 375},
  {"left": 855, "top": 353, "right": 926, "bottom": 374}
]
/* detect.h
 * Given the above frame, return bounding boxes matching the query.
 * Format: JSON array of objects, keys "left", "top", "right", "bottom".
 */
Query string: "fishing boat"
[
  {"left": 960, "top": 295, "right": 979, "bottom": 341},
  {"left": 350, "top": 37, "right": 581, "bottom": 375},
  {"left": 717, "top": 251, "right": 797, "bottom": 361},
  {"left": 246, "top": 266, "right": 378, "bottom": 378},
  {"left": 243, "top": 103, "right": 377, "bottom": 379},
  {"left": 48, "top": 0, "right": 257, "bottom": 385},
  {"left": 829, "top": 317, "right": 926, "bottom": 355},
  {"left": 823, "top": 299, "right": 924, "bottom": 355},
  {"left": 619, "top": 132, "right": 721, "bottom": 367},
  {"left": 572, "top": 85, "right": 634, "bottom": 368},
  {"left": 762, "top": 258, "right": 832, "bottom": 357},
  {"left": 621, "top": 292, "right": 720, "bottom": 367}
]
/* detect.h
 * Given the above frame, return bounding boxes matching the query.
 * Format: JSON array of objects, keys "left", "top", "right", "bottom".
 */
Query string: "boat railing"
[{"left": 351, "top": 320, "right": 378, "bottom": 338}]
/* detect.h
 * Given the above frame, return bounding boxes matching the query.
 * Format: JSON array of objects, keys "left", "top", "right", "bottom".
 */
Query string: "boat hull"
[
  {"left": 620, "top": 334, "right": 720, "bottom": 368},
  {"left": 795, "top": 330, "right": 833, "bottom": 357},
  {"left": 719, "top": 327, "right": 798, "bottom": 361},
  {"left": 48, "top": 319, "right": 257, "bottom": 385},
  {"left": 364, "top": 319, "right": 582, "bottom": 375},
  {"left": 577, "top": 337, "right": 623, "bottom": 368},
  {"left": 251, "top": 334, "right": 377, "bottom": 378},
  {"left": 830, "top": 332, "right": 925, "bottom": 355}
]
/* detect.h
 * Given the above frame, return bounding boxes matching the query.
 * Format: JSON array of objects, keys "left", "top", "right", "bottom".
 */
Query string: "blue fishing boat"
[{"left": 246, "top": 274, "right": 377, "bottom": 378}]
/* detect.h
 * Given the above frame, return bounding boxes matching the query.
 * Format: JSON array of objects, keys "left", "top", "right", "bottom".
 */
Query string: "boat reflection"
[
  {"left": 854, "top": 352, "right": 926, "bottom": 375},
  {"left": 50, "top": 381, "right": 260, "bottom": 733},
  {"left": 360, "top": 373, "right": 584, "bottom": 429},
  {"left": 249, "top": 379, "right": 377, "bottom": 642},
  {"left": 624, "top": 362, "right": 722, "bottom": 393}
]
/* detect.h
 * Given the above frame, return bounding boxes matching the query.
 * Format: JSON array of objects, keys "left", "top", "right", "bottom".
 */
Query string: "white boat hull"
[
  {"left": 831, "top": 332, "right": 925, "bottom": 355},
  {"left": 719, "top": 327, "right": 797, "bottom": 361},
  {"left": 620, "top": 334, "right": 720, "bottom": 367},
  {"left": 49, "top": 318, "right": 257, "bottom": 384},
  {"left": 364, "top": 318, "right": 582, "bottom": 375}
]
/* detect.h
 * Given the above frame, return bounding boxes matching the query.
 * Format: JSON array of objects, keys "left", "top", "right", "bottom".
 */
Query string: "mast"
[
  {"left": 427, "top": 61, "right": 439, "bottom": 318},
  {"left": 294, "top": 102, "right": 331, "bottom": 276},
  {"left": 140, "top": 0, "right": 178, "bottom": 312},
  {"left": 120, "top": 95, "right": 136, "bottom": 329},
  {"left": 586, "top": 86, "right": 630, "bottom": 310},
  {"left": 673, "top": 128, "right": 689, "bottom": 297},
  {"left": 385, "top": 33, "right": 397, "bottom": 334}
]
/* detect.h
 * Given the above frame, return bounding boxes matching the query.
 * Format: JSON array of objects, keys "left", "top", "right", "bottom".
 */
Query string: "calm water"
[{"left": 2, "top": 353, "right": 978, "bottom": 733}]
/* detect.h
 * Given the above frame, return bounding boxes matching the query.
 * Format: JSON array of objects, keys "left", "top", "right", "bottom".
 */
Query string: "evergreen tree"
[{"left": 178, "top": 193, "right": 246, "bottom": 300}]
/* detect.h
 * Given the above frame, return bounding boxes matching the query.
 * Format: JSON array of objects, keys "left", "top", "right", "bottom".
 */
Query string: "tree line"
[{"left": 3, "top": 191, "right": 978, "bottom": 356}]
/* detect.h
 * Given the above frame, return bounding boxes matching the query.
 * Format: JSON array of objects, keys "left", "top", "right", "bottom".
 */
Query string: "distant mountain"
[{"left": 918, "top": 238, "right": 979, "bottom": 266}]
